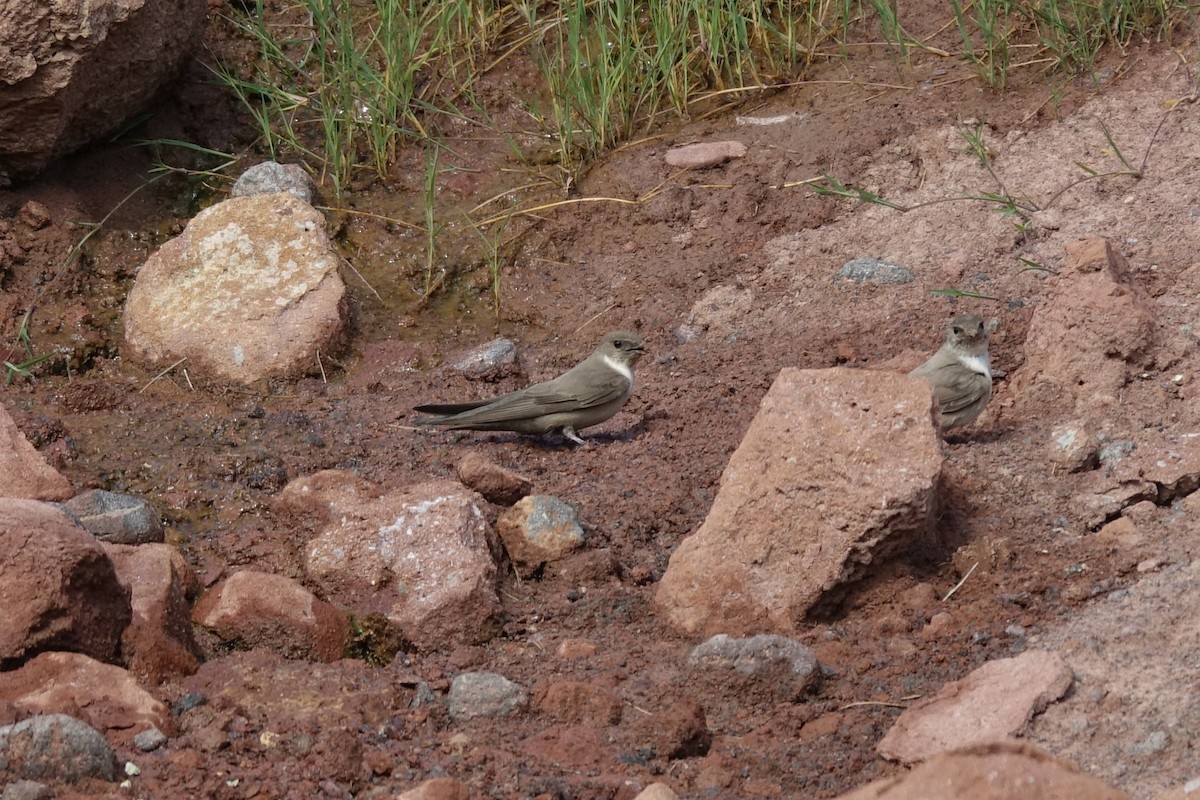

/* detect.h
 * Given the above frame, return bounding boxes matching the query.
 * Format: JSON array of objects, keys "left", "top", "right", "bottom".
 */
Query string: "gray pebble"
[
  {"left": 447, "top": 672, "right": 528, "bottom": 721},
  {"left": 230, "top": 161, "right": 316, "bottom": 204},
  {"left": 687, "top": 633, "right": 818, "bottom": 701},
  {"left": 63, "top": 489, "right": 163, "bottom": 545},
  {"left": 450, "top": 338, "right": 519, "bottom": 381},
  {"left": 0, "top": 714, "right": 116, "bottom": 782},
  {"left": 133, "top": 726, "right": 168, "bottom": 752},
  {"left": 836, "top": 257, "right": 914, "bottom": 285}
]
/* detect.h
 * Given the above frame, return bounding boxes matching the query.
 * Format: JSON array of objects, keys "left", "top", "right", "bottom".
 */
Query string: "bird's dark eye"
[
  {"left": 952, "top": 326, "right": 963, "bottom": 335},
  {"left": 614, "top": 340, "right": 625, "bottom": 348}
]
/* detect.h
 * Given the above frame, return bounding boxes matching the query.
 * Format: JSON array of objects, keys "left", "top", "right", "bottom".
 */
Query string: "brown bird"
[
  {"left": 910, "top": 313, "right": 993, "bottom": 430},
  {"left": 414, "top": 331, "right": 645, "bottom": 444}
]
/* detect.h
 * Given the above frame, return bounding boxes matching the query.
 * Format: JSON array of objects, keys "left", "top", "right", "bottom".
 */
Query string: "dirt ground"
[{"left": 3, "top": 4, "right": 1200, "bottom": 799}]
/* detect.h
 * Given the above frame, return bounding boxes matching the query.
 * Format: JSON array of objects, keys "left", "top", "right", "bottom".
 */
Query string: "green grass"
[
  {"left": 214, "top": 0, "right": 837, "bottom": 192},
  {"left": 213, "top": 0, "right": 1196, "bottom": 194}
]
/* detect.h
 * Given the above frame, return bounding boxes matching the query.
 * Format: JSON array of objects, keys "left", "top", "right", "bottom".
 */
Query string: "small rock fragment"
[
  {"left": 877, "top": 650, "right": 1074, "bottom": 763},
  {"left": 633, "top": 785, "right": 680, "bottom": 800},
  {"left": 132, "top": 726, "right": 167, "bottom": 752},
  {"left": 687, "top": 633, "right": 819, "bottom": 702},
  {"left": 665, "top": 141, "right": 747, "bottom": 168},
  {"left": 633, "top": 698, "right": 710, "bottom": 759},
  {"left": 447, "top": 672, "right": 528, "bottom": 721},
  {"left": 449, "top": 338, "right": 519, "bottom": 381},
  {"left": 395, "top": 777, "right": 471, "bottom": 800},
  {"left": 456, "top": 452, "right": 532, "bottom": 505},
  {"left": 1049, "top": 422, "right": 1099, "bottom": 472},
  {"left": 836, "top": 257, "right": 915, "bottom": 285},
  {"left": 497, "top": 495, "right": 586, "bottom": 572},
  {"left": 230, "top": 161, "right": 316, "bottom": 204},
  {"left": 192, "top": 570, "right": 348, "bottom": 662},
  {"left": 536, "top": 681, "right": 623, "bottom": 725}
]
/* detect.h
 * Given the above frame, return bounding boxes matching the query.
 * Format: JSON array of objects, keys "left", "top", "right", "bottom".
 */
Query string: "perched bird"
[
  {"left": 910, "top": 313, "right": 993, "bottom": 430},
  {"left": 414, "top": 331, "right": 645, "bottom": 445}
]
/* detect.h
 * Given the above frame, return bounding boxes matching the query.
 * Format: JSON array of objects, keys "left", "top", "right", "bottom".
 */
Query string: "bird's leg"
[{"left": 561, "top": 426, "right": 587, "bottom": 446}]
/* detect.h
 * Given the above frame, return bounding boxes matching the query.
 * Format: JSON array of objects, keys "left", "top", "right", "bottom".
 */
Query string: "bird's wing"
[
  {"left": 923, "top": 361, "right": 991, "bottom": 414},
  {"left": 430, "top": 366, "right": 629, "bottom": 425}
]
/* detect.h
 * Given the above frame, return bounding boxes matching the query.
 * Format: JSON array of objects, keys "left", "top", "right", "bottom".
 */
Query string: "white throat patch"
[
  {"left": 603, "top": 354, "right": 633, "bottom": 383},
  {"left": 959, "top": 352, "right": 992, "bottom": 381}
]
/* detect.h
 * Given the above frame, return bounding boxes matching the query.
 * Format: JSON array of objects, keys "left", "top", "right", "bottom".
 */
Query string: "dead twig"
[{"left": 942, "top": 561, "right": 979, "bottom": 602}]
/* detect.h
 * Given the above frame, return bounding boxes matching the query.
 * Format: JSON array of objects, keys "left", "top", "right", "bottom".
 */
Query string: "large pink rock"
[
  {"left": 193, "top": 570, "right": 348, "bottom": 662},
  {"left": 0, "top": 0, "right": 206, "bottom": 182},
  {"left": 657, "top": 367, "right": 942, "bottom": 636},
  {"left": 877, "top": 650, "right": 1074, "bottom": 764},
  {"left": 293, "top": 475, "right": 501, "bottom": 650},
  {"left": 0, "top": 652, "right": 172, "bottom": 738},
  {"left": 123, "top": 193, "right": 347, "bottom": 384},
  {"left": 1011, "top": 238, "right": 1155, "bottom": 417},
  {"left": 103, "top": 542, "right": 201, "bottom": 682},
  {"left": 0, "top": 499, "right": 131, "bottom": 665},
  {"left": 0, "top": 404, "right": 71, "bottom": 500},
  {"left": 836, "top": 741, "right": 1129, "bottom": 800}
]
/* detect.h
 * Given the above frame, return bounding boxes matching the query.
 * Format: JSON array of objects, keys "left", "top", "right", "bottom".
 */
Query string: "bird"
[
  {"left": 910, "top": 313, "right": 993, "bottom": 430},
  {"left": 413, "top": 331, "right": 645, "bottom": 445}
]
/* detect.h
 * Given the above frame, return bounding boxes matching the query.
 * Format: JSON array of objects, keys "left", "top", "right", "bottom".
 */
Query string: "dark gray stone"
[
  {"left": 0, "top": 714, "right": 116, "bottom": 782},
  {"left": 63, "top": 489, "right": 163, "bottom": 545}
]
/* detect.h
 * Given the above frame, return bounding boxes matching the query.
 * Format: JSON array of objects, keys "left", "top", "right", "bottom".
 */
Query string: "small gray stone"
[
  {"left": 687, "top": 634, "right": 819, "bottom": 701},
  {"left": 1099, "top": 439, "right": 1136, "bottom": 466},
  {"left": 836, "top": 257, "right": 914, "bottom": 285},
  {"left": 230, "top": 161, "right": 316, "bottom": 204},
  {"left": 1, "top": 780, "right": 53, "bottom": 800},
  {"left": 447, "top": 672, "right": 528, "bottom": 721},
  {"left": 132, "top": 726, "right": 168, "bottom": 752},
  {"left": 0, "top": 714, "right": 117, "bottom": 782},
  {"left": 450, "top": 338, "right": 519, "bottom": 381},
  {"left": 410, "top": 681, "right": 437, "bottom": 708},
  {"left": 63, "top": 489, "right": 164, "bottom": 545}
]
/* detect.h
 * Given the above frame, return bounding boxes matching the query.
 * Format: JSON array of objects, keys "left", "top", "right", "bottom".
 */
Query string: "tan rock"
[
  {"left": 656, "top": 367, "right": 942, "bottom": 635},
  {"left": 877, "top": 650, "right": 1073, "bottom": 763},
  {"left": 0, "top": 404, "right": 71, "bottom": 501},
  {"left": 0, "top": 652, "right": 171, "bottom": 738},
  {"left": 396, "top": 778, "right": 471, "bottom": 800},
  {"left": 634, "top": 785, "right": 681, "bottom": 800},
  {"left": 103, "top": 543, "right": 201, "bottom": 682},
  {"left": 665, "top": 141, "right": 748, "bottom": 168},
  {"left": 123, "top": 193, "right": 347, "bottom": 384},
  {"left": 303, "top": 479, "right": 501, "bottom": 650},
  {"left": 1011, "top": 238, "right": 1155, "bottom": 419},
  {"left": 0, "top": 0, "right": 206, "bottom": 181},
  {"left": 497, "top": 495, "right": 586, "bottom": 571},
  {"left": 193, "top": 570, "right": 348, "bottom": 662},
  {"left": 456, "top": 452, "right": 532, "bottom": 505},
  {"left": 535, "top": 680, "right": 623, "bottom": 725},
  {"left": 837, "top": 741, "right": 1129, "bottom": 799},
  {"left": 0, "top": 499, "right": 131, "bottom": 665}
]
